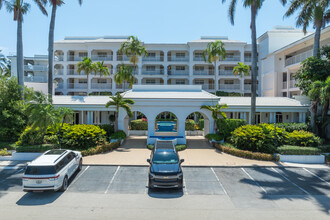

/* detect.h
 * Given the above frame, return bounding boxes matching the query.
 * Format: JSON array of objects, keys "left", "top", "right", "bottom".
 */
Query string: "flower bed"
[{"left": 81, "top": 141, "right": 120, "bottom": 156}]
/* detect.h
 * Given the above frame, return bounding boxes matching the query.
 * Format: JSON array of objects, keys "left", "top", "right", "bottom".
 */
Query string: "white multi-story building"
[{"left": 53, "top": 36, "right": 255, "bottom": 96}]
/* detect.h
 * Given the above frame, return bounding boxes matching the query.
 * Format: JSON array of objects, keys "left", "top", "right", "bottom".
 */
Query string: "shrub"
[
  {"left": 147, "top": 144, "right": 154, "bottom": 150},
  {"left": 110, "top": 130, "right": 126, "bottom": 140},
  {"left": 0, "top": 148, "right": 11, "bottom": 156},
  {"left": 215, "top": 91, "right": 242, "bottom": 97},
  {"left": 205, "top": 133, "right": 224, "bottom": 141},
  {"left": 198, "top": 119, "right": 204, "bottom": 130},
  {"left": 214, "top": 143, "right": 276, "bottom": 161},
  {"left": 16, "top": 126, "right": 44, "bottom": 146},
  {"left": 231, "top": 124, "right": 287, "bottom": 154},
  {"left": 276, "top": 123, "right": 310, "bottom": 132},
  {"left": 130, "top": 119, "right": 148, "bottom": 130},
  {"left": 185, "top": 120, "right": 195, "bottom": 131},
  {"left": 15, "top": 144, "right": 57, "bottom": 152},
  {"left": 0, "top": 142, "right": 17, "bottom": 150},
  {"left": 44, "top": 135, "right": 58, "bottom": 144},
  {"left": 217, "top": 118, "right": 246, "bottom": 140},
  {"left": 98, "top": 124, "right": 114, "bottom": 137},
  {"left": 277, "top": 145, "right": 321, "bottom": 155},
  {"left": 318, "top": 145, "right": 330, "bottom": 153},
  {"left": 286, "top": 130, "right": 320, "bottom": 147},
  {"left": 81, "top": 141, "right": 120, "bottom": 156},
  {"left": 176, "top": 145, "right": 187, "bottom": 151}
]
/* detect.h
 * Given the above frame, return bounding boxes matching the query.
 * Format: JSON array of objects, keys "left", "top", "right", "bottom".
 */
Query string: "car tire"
[
  {"left": 60, "top": 176, "right": 68, "bottom": 192},
  {"left": 78, "top": 159, "right": 82, "bottom": 171}
]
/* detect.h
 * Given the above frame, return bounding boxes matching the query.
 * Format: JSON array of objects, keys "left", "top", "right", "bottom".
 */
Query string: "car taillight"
[{"left": 49, "top": 175, "right": 60, "bottom": 181}]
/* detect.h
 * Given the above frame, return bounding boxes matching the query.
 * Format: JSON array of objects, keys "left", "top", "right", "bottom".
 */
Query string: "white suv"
[{"left": 22, "top": 149, "right": 82, "bottom": 192}]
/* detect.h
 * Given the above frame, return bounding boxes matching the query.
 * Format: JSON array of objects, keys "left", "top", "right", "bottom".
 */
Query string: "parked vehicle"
[
  {"left": 22, "top": 149, "right": 82, "bottom": 192},
  {"left": 147, "top": 143, "right": 184, "bottom": 189}
]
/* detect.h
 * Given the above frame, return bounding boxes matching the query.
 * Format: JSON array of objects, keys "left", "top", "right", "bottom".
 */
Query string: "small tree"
[
  {"left": 201, "top": 104, "right": 228, "bottom": 133},
  {"left": 56, "top": 106, "right": 74, "bottom": 149},
  {"left": 77, "top": 57, "right": 95, "bottom": 95},
  {"left": 114, "top": 65, "right": 135, "bottom": 92},
  {"left": 105, "top": 93, "right": 135, "bottom": 132}
]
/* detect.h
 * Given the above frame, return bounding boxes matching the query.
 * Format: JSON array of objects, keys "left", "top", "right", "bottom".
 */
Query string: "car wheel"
[
  {"left": 60, "top": 176, "right": 68, "bottom": 192},
  {"left": 78, "top": 159, "right": 82, "bottom": 171}
]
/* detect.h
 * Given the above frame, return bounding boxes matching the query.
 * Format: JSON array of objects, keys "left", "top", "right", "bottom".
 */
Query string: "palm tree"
[
  {"left": 285, "top": 0, "right": 329, "bottom": 57},
  {"left": 105, "top": 92, "right": 135, "bottom": 132},
  {"left": 120, "top": 36, "right": 148, "bottom": 74},
  {"left": 56, "top": 106, "right": 73, "bottom": 149},
  {"left": 114, "top": 64, "right": 135, "bottom": 92},
  {"left": 0, "top": 52, "right": 11, "bottom": 78},
  {"left": 5, "top": 0, "right": 48, "bottom": 94},
  {"left": 202, "top": 40, "right": 226, "bottom": 91},
  {"left": 93, "top": 61, "right": 110, "bottom": 77},
  {"left": 233, "top": 62, "right": 250, "bottom": 77},
  {"left": 77, "top": 57, "right": 95, "bottom": 95},
  {"left": 47, "top": 0, "right": 82, "bottom": 99},
  {"left": 221, "top": 0, "right": 287, "bottom": 124},
  {"left": 201, "top": 104, "right": 228, "bottom": 133}
]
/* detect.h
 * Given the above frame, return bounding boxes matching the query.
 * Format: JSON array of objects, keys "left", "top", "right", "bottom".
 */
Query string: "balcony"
[
  {"left": 193, "top": 56, "right": 206, "bottom": 62},
  {"left": 67, "top": 70, "right": 81, "bottom": 75},
  {"left": 168, "top": 70, "right": 189, "bottom": 76},
  {"left": 91, "top": 83, "right": 112, "bottom": 90},
  {"left": 219, "top": 84, "right": 240, "bottom": 90},
  {"left": 195, "top": 84, "right": 215, "bottom": 91},
  {"left": 24, "top": 65, "right": 48, "bottom": 71},
  {"left": 282, "top": 82, "right": 287, "bottom": 89},
  {"left": 290, "top": 80, "right": 297, "bottom": 88},
  {"left": 24, "top": 76, "right": 47, "bottom": 83},
  {"left": 117, "top": 55, "right": 130, "bottom": 61},
  {"left": 55, "top": 56, "right": 64, "bottom": 61},
  {"left": 54, "top": 69, "right": 64, "bottom": 75},
  {"left": 244, "top": 84, "right": 251, "bottom": 91},
  {"left": 285, "top": 49, "right": 313, "bottom": 67},
  {"left": 68, "top": 83, "right": 87, "bottom": 89},
  {"left": 56, "top": 83, "right": 64, "bottom": 89},
  {"left": 193, "top": 70, "right": 214, "bottom": 75},
  {"left": 168, "top": 57, "right": 189, "bottom": 62},
  {"left": 221, "top": 55, "right": 240, "bottom": 62},
  {"left": 67, "top": 56, "right": 85, "bottom": 62},
  {"left": 142, "top": 68, "right": 164, "bottom": 75},
  {"left": 219, "top": 70, "right": 235, "bottom": 76},
  {"left": 142, "top": 56, "right": 164, "bottom": 62},
  {"left": 244, "top": 57, "right": 252, "bottom": 62},
  {"left": 91, "top": 55, "right": 113, "bottom": 61}
]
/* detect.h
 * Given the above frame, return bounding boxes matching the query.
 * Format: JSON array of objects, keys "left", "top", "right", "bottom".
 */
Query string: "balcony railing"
[
  {"left": 68, "top": 83, "right": 87, "bottom": 89},
  {"left": 282, "top": 82, "right": 287, "bottom": 89},
  {"left": 24, "top": 65, "right": 48, "bottom": 71},
  {"left": 194, "top": 84, "right": 215, "bottom": 91},
  {"left": 24, "top": 76, "right": 48, "bottom": 83},
  {"left": 219, "top": 84, "right": 240, "bottom": 90},
  {"left": 193, "top": 70, "right": 215, "bottom": 75},
  {"left": 54, "top": 69, "right": 64, "bottom": 75},
  {"left": 219, "top": 70, "right": 235, "bottom": 76},
  {"left": 244, "top": 84, "right": 251, "bottom": 91},
  {"left": 67, "top": 70, "right": 80, "bottom": 75},
  {"left": 117, "top": 55, "right": 130, "bottom": 61},
  {"left": 221, "top": 55, "right": 240, "bottom": 62},
  {"left": 290, "top": 80, "right": 297, "bottom": 88},
  {"left": 142, "top": 69, "right": 164, "bottom": 75},
  {"left": 285, "top": 49, "right": 313, "bottom": 67},
  {"left": 56, "top": 83, "right": 64, "bottom": 89},
  {"left": 67, "top": 55, "right": 86, "bottom": 61},
  {"left": 55, "top": 56, "right": 64, "bottom": 61},
  {"left": 91, "top": 55, "right": 113, "bottom": 61},
  {"left": 168, "top": 70, "right": 189, "bottom": 76},
  {"left": 244, "top": 57, "right": 252, "bottom": 62},
  {"left": 91, "top": 83, "right": 112, "bottom": 90},
  {"left": 193, "top": 56, "right": 206, "bottom": 62},
  {"left": 168, "top": 56, "right": 189, "bottom": 62},
  {"left": 142, "top": 56, "right": 164, "bottom": 62}
]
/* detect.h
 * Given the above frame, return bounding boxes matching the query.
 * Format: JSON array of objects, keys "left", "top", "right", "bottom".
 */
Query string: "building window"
[
  {"left": 148, "top": 52, "right": 156, "bottom": 57},
  {"left": 176, "top": 66, "right": 185, "bottom": 71},
  {"left": 97, "top": 52, "right": 107, "bottom": 57},
  {"left": 176, "top": 53, "right": 185, "bottom": 58},
  {"left": 146, "top": 66, "right": 156, "bottom": 71},
  {"left": 146, "top": 79, "right": 156, "bottom": 84},
  {"left": 79, "top": 79, "right": 87, "bottom": 84},
  {"left": 176, "top": 80, "right": 185, "bottom": 85},
  {"left": 224, "top": 66, "right": 234, "bottom": 71},
  {"left": 195, "top": 66, "right": 204, "bottom": 71},
  {"left": 98, "top": 79, "right": 107, "bottom": 83},
  {"left": 195, "top": 80, "right": 204, "bottom": 85},
  {"left": 224, "top": 80, "right": 234, "bottom": 84},
  {"left": 276, "top": 112, "right": 283, "bottom": 123},
  {"left": 78, "top": 52, "right": 88, "bottom": 57},
  {"left": 195, "top": 52, "right": 203, "bottom": 57}
]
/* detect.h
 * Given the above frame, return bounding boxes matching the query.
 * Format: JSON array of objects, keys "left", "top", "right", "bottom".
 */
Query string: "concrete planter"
[
  {"left": 185, "top": 130, "right": 204, "bottom": 136},
  {"left": 0, "top": 152, "right": 42, "bottom": 161},
  {"left": 128, "top": 130, "right": 148, "bottom": 136},
  {"left": 279, "top": 154, "right": 325, "bottom": 164}
]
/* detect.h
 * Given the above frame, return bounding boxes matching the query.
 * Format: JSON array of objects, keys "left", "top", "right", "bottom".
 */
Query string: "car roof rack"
[{"left": 53, "top": 150, "right": 68, "bottom": 163}]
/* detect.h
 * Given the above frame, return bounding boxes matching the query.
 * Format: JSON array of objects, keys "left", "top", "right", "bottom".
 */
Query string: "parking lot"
[{"left": 0, "top": 165, "right": 329, "bottom": 219}]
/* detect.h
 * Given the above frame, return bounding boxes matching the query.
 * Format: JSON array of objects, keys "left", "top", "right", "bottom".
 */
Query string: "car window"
[
  {"left": 55, "top": 157, "right": 69, "bottom": 173},
  {"left": 152, "top": 152, "right": 179, "bottom": 164},
  {"left": 25, "top": 166, "right": 56, "bottom": 175}
]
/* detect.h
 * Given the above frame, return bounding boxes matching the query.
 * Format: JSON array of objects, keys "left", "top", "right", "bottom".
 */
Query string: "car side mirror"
[
  {"left": 180, "top": 159, "right": 184, "bottom": 163},
  {"left": 147, "top": 159, "right": 151, "bottom": 164}
]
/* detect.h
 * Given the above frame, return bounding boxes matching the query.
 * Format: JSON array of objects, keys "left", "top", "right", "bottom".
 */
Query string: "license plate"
[
  {"left": 163, "top": 176, "right": 169, "bottom": 179},
  {"left": 36, "top": 180, "right": 42, "bottom": 184}
]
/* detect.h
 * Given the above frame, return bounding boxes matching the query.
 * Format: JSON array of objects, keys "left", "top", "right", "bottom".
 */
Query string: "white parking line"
[
  {"left": 104, "top": 166, "right": 120, "bottom": 194},
  {"left": 241, "top": 168, "right": 267, "bottom": 194},
  {"left": 303, "top": 168, "right": 330, "bottom": 186},
  {"left": 67, "top": 166, "right": 90, "bottom": 190},
  {"left": 271, "top": 168, "right": 310, "bottom": 195},
  {"left": 183, "top": 177, "right": 188, "bottom": 195},
  {"left": 210, "top": 167, "right": 227, "bottom": 195}
]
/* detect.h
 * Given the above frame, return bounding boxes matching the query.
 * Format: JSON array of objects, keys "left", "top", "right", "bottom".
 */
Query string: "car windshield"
[
  {"left": 25, "top": 166, "right": 56, "bottom": 175},
  {"left": 152, "top": 152, "right": 179, "bottom": 164}
]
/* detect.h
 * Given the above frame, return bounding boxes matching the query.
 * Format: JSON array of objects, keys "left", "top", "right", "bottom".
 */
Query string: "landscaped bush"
[
  {"left": 16, "top": 126, "right": 44, "bottom": 146},
  {"left": 185, "top": 120, "right": 195, "bottom": 131},
  {"left": 130, "top": 119, "right": 148, "bottom": 130},
  {"left": 286, "top": 130, "right": 320, "bottom": 147},
  {"left": 277, "top": 145, "right": 321, "bottom": 155},
  {"left": 110, "top": 130, "right": 126, "bottom": 140},
  {"left": 217, "top": 118, "right": 246, "bottom": 140},
  {"left": 318, "top": 145, "right": 330, "bottom": 153},
  {"left": 0, "top": 142, "right": 16, "bottom": 150},
  {"left": 205, "top": 133, "right": 224, "bottom": 142},
  {"left": 276, "top": 123, "right": 310, "bottom": 132},
  {"left": 215, "top": 91, "right": 242, "bottom": 97},
  {"left": 0, "top": 148, "right": 11, "bottom": 156},
  {"left": 176, "top": 145, "right": 187, "bottom": 151},
  {"left": 147, "top": 144, "right": 154, "bottom": 150},
  {"left": 231, "top": 124, "right": 287, "bottom": 154},
  {"left": 15, "top": 144, "right": 57, "bottom": 153},
  {"left": 81, "top": 141, "right": 120, "bottom": 156},
  {"left": 98, "top": 124, "right": 114, "bottom": 137},
  {"left": 214, "top": 143, "right": 276, "bottom": 161},
  {"left": 198, "top": 119, "right": 204, "bottom": 130}
]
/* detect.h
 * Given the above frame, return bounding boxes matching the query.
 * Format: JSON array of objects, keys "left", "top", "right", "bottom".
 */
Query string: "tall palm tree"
[
  {"left": 47, "top": 0, "right": 82, "bottom": 99},
  {"left": 93, "top": 61, "right": 110, "bottom": 77},
  {"left": 201, "top": 104, "right": 228, "bottom": 133},
  {"left": 285, "top": 0, "right": 329, "bottom": 57},
  {"left": 114, "top": 64, "right": 135, "bottom": 92},
  {"left": 120, "top": 36, "right": 148, "bottom": 74},
  {"left": 105, "top": 92, "right": 135, "bottom": 132},
  {"left": 221, "top": 0, "right": 287, "bottom": 124},
  {"left": 5, "top": 0, "right": 48, "bottom": 94},
  {"left": 77, "top": 57, "right": 95, "bottom": 95},
  {"left": 202, "top": 40, "right": 226, "bottom": 91}
]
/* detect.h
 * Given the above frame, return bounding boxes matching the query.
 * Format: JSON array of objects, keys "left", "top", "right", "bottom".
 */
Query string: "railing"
[
  {"left": 91, "top": 55, "right": 113, "bottom": 61},
  {"left": 67, "top": 83, "right": 87, "bottom": 89},
  {"left": 67, "top": 55, "right": 86, "bottom": 61},
  {"left": 168, "top": 56, "right": 189, "bottom": 62},
  {"left": 219, "top": 84, "right": 240, "bottom": 90},
  {"left": 193, "top": 56, "right": 206, "bottom": 62},
  {"left": 285, "top": 49, "right": 313, "bottom": 66},
  {"left": 198, "top": 84, "right": 215, "bottom": 90},
  {"left": 117, "top": 55, "right": 130, "bottom": 61},
  {"left": 54, "top": 69, "right": 64, "bottom": 75},
  {"left": 168, "top": 70, "right": 189, "bottom": 75},
  {"left": 24, "top": 65, "right": 48, "bottom": 71},
  {"left": 219, "top": 70, "right": 235, "bottom": 76},
  {"left": 55, "top": 56, "right": 64, "bottom": 61},
  {"left": 244, "top": 84, "right": 251, "bottom": 91},
  {"left": 56, "top": 83, "right": 64, "bottom": 89},
  {"left": 193, "top": 70, "right": 215, "bottom": 75},
  {"left": 244, "top": 57, "right": 252, "bottom": 62},
  {"left": 282, "top": 82, "right": 287, "bottom": 89},
  {"left": 67, "top": 70, "right": 80, "bottom": 75},
  {"left": 142, "top": 56, "right": 164, "bottom": 62},
  {"left": 142, "top": 69, "right": 164, "bottom": 75},
  {"left": 24, "top": 76, "right": 47, "bottom": 83},
  {"left": 221, "top": 55, "right": 240, "bottom": 62},
  {"left": 290, "top": 80, "right": 297, "bottom": 88},
  {"left": 91, "top": 83, "right": 112, "bottom": 90}
]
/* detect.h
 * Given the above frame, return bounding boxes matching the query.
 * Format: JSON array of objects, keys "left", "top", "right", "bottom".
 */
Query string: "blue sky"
[{"left": 0, "top": 0, "right": 313, "bottom": 56}]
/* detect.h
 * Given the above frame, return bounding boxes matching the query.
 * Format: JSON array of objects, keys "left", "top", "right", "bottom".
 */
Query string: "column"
[
  {"left": 240, "top": 49, "right": 244, "bottom": 62},
  {"left": 178, "top": 119, "right": 186, "bottom": 138},
  {"left": 87, "top": 111, "right": 90, "bottom": 124},
  {"left": 91, "top": 111, "right": 94, "bottom": 124},
  {"left": 302, "top": 112, "right": 306, "bottom": 123},
  {"left": 164, "top": 66, "right": 168, "bottom": 76},
  {"left": 148, "top": 119, "right": 155, "bottom": 137},
  {"left": 113, "top": 50, "right": 117, "bottom": 62},
  {"left": 81, "top": 111, "right": 84, "bottom": 124},
  {"left": 269, "top": 112, "right": 274, "bottom": 123},
  {"left": 286, "top": 71, "right": 290, "bottom": 97},
  {"left": 243, "top": 112, "right": 247, "bottom": 121},
  {"left": 299, "top": 112, "right": 303, "bottom": 123}
]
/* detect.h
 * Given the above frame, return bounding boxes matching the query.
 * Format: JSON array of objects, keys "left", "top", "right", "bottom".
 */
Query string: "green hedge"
[
  {"left": 16, "top": 144, "right": 57, "bottom": 152},
  {"left": 231, "top": 124, "right": 287, "bottom": 154},
  {"left": 286, "top": 130, "right": 320, "bottom": 147},
  {"left": 16, "top": 126, "right": 44, "bottom": 146},
  {"left": 98, "top": 124, "right": 114, "bottom": 137},
  {"left": 277, "top": 145, "right": 321, "bottom": 155},
  {"left": 81, "top": 141, "right": 120, "bottom": 156},
  {"left": 130, "top": 119, "right": 148, "bottom": 130},
  {"left": 110, "top": 130, "right": 126, "bottom": 140},
  {"left": 217, "top": 118, "right": 246, "bottom": 140},
  {"left": 215, "top": 91, "right": 242, "bottom": 97},
  {"left": 318, "top": 145, "right": 330, "bottom": 153},
  {"left": 276, "top": 123, "right": 310, "bottom": 132},
  {"left": 205, "top": 133, "right": 224, "bottom": 141},
  {"left": 146, "top": 144, "right": 187, "bottom": 151},
  {"left": 198, "top": 119, "right": 204, "bottom": 130},
  {"left": 185, "top": 120, "right": 195, "bottom": 131}
]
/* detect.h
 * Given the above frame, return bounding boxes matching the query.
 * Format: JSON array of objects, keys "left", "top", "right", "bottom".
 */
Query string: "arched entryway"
[
  {"left": 155, "top": 111, "right": 178, "bottom": 135},
  {"left": 185, "top": 112, "right": 210, "bottom": 136}
]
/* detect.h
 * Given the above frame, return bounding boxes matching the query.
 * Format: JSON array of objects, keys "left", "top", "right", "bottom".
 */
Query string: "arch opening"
[
  {"left": 155, "top": 111, "right": 178, "bottom": 135},
  {"left": 185, "top": 112, "right": 210, "bottom": 136}
]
